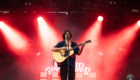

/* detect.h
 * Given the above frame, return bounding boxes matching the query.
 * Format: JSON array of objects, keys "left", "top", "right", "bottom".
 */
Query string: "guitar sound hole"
[
  {"left": 64, "top": 50, "right": 69, "bottom": 57},
  {"left": 65, "top": 50, "right": 69, "bottom": 54}
]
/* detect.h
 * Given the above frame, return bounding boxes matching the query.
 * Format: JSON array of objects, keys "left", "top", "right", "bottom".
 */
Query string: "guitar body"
[{"left": 53, "top": 46, "right": 74, "bottom": 63}]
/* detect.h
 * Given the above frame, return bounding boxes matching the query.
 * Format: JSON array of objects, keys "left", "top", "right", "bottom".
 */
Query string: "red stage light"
[
  {"left": 137, "top": 20, "right": 140, "bottom": 26},
  {"left": 98, "top": 16, "right": 103, "bottom": 21}
]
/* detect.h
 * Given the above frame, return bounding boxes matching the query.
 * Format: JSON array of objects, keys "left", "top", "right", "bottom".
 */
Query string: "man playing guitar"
[{"left": 52, "top": 30, "right": 86, "bottom": 80}]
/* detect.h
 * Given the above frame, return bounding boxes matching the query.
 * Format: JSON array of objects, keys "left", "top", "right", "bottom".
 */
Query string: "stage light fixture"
[
  {"left": 38, "top": 17, "right": 43, "bottom": 22},
  {"left": 137, "top": 20, "right": 140, "bottom": 26},
  {"left": 98, "top": 16, "right": 103, "bottom": 21}
]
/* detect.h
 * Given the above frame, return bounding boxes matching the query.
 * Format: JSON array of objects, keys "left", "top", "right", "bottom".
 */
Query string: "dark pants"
[{"left": 60, "top": 64, "right": 75, "bottom": 80}]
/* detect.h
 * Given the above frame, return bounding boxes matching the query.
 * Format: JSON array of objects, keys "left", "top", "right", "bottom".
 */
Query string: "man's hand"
[
  {"left": 78, "top": 42, "right": 85, "bottom": 55},
  {"left": 61, "top": 47, "right": 67, "bottom": 50},
  {"left": 82, "top": 42, "right": 86, "bottom": 45}
]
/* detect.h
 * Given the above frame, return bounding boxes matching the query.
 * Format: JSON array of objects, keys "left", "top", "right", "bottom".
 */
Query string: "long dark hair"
[{"left": 62, "top": 30, "right": 73, "bottom": 40}]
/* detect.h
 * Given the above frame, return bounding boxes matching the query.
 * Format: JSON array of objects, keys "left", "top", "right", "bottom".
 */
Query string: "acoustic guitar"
[{"left": 53, "top": 40, "right": 91, "bottom": 63}]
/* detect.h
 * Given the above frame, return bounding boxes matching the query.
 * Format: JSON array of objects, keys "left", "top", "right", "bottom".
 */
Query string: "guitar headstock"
[{"left": 85, "top": 40, "right": 91, "bottom": 43}]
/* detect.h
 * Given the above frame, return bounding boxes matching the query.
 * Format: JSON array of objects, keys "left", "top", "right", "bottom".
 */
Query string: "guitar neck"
[
  {"left": 69, "top": 43, "right": 83, "bottom": 51},
  {"left": 68, "top": 40, "right": 91, "bottom": 51}
]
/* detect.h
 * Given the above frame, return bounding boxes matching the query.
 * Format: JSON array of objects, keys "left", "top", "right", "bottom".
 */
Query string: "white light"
[
  {"left": 37, "top": 17, "right": 43, "bottom": 22},
  {"left": 99, "top": 52, "right": 103, "bottom": 55},
  {"left": 137, "top": 20, "right": 140, "bottom": 26},
  {"left": 58, "top": 12, "right": 68, "bottom": 15},
  {"left": 132, "top": 9, "right": 139, "bottom": 13},
  {"left": 25, "top": 3, "right": 27, "bottom": 5},
  {"left": 3, "top": 10, "right": 9, "bottom": 14},
  {"left": 0, "top": 22, "right": 4, "bottom": 26},
  {"left": 37, "top": 52, "right": 41, "bottom": 56},
  {"left": 98, "top": 16, "right": 103, "bottom": 21}
]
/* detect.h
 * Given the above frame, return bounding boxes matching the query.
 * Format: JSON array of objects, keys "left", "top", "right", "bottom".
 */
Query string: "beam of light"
[
  {"left": 0, "top": 21, "right": 4, "bottom": 27},
  {"left": 37, "top": 17, "right": 60, "bottom": 49},
  {"left": 76, "top": 19, "right": 103, "bottom": 71},
  {"left": 79, "top": 20, "right": 103, "bottom": 41},
  {"left": 137, "top": 20, "right": 140, "bottom": 26},
  {"left": 94, "top": 23, "right": 139, "bottom": 80},
  {"left": 76, "top": 20, "right": 139, "bottom": 80},
  {"left": 37, "top": 17, "right": 62, "bottom": 71},
  {"left": 98, "top": 16, "right": 103, "bottom": 21},
  {"left": 0, "top": 22, "right": 29, "bottom": 54}
]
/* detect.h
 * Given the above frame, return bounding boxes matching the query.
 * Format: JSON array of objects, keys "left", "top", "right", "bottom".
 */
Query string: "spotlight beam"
[
  {"left": 0, "top": 22, "right": 29, "bottom": 54},
  {"left": 37, "top": 17, "right": 61, "bottom": 51}
]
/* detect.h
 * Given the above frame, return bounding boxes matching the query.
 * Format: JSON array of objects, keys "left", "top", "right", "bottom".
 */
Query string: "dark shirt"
[{"left": 54, "top": 41, "right": 80, "bottom": 67}]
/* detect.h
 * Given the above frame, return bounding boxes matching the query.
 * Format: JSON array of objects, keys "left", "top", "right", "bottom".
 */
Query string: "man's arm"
[
  {"left": 78, "top": 43, "right": 85, "bottom": 55},
  {"left": 52, "top": 42, "right": 66, "bottom": 51},
  {"left": 52, "top": 47, "right": 67, "bottom": 51}
]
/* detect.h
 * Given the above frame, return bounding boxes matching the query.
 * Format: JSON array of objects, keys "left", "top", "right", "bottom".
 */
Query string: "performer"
[{"left": 52, "top": 30, "right": 85, "bottom": 80}]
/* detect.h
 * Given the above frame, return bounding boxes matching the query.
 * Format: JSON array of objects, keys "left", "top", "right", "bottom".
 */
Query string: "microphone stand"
[{"left": 67, "top": 43, "right": 69, "bottom": 80}]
